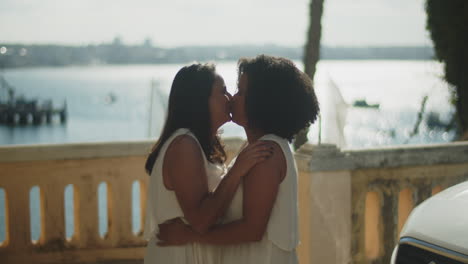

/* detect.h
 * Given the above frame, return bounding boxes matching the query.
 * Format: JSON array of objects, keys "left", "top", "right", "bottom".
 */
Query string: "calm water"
[{"left": 0, "top": 60, "right": 456, "bottom": 243}]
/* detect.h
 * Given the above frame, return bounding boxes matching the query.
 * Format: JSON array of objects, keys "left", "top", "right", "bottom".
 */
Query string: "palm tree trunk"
[
  {"left": 456, "top": 64, "right": 468, "bottom": 139},
  {"left": 294, "top": 0, "right": 325, "bottom": 150}
]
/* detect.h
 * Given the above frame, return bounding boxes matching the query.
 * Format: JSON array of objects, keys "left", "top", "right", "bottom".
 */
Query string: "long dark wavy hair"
[{"left": 145, "top": 63, "right": 226, "bottom": 175}]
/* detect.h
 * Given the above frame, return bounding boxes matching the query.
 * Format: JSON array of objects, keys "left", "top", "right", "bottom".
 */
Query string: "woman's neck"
[{"left": 244, "top": 128, "right": 266, "bottom": 144}]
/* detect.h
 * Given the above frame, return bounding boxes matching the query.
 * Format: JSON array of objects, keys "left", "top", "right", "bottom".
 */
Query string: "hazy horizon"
[
  {"left": 0, "top": 42, "right": 433, "bottom": 49},
  {"left": 1, "top": 0, "right": 432, "bottom": 47}
]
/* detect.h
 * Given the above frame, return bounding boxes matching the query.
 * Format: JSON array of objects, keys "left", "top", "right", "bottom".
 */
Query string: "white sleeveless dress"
[
  {"left": 143, "top": 128, "right": 225, "bottom": 264},
  {"left": 221, "top": 134, "right": 299, "bottom": 264}
]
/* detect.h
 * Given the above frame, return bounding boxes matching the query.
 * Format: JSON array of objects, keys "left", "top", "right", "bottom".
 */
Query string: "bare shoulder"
[
  {"left": 166, "top": 134, "right": 203, "bottom": 159},
  {"left": 163, "top": 134, "right": 205, "bottom": 190},
  {"left": 248, "top": 140, "right": 286, "bottom": 182}
]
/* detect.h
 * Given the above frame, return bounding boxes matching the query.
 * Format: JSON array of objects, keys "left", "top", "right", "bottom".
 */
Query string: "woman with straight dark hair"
[
  {"left": 157, "top": 55, "right": 320, "bottom": 264},
  {"left": 143, "top": 63, "right": 272, "bottom": 264}
]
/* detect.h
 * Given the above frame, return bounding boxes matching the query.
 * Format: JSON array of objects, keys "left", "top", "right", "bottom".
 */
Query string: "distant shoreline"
[
  {"left": 0, "top": 59, "right": 440, "bottom": 71},
  {"left": 0, "top": 43, "right": 435, "bottom": 69}
]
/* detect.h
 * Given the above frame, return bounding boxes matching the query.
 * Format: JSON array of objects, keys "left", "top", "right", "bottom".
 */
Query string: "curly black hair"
[{"left": 238, "top": 55, "right": 319, "bottom": 142}]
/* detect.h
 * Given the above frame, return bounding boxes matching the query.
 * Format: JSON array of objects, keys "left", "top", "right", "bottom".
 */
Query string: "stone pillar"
[
  {"left": 310, "top": 170, "right": 352, "bottom": 264},
  {"left": 296, "top": 144, "right": 354, "bottom": 264}
]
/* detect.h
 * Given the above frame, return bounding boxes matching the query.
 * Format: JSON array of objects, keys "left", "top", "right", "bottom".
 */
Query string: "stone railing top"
[
  {"left": 296, "top": 141, "right": 468, "bottom": 171},
  {"left": 1, "top": 139, "right": 468, "bottom": 171},
  {"left": 0, "top": 140, "right": 155, "bottom": 162},
  {"left": 0, "top": 138, "right": 247, "bottom": 163}
]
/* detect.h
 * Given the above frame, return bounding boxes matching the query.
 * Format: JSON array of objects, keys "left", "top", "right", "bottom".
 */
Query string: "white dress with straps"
[
  {"left": 220, "top": 134, "right": 299, "bottom": 264},
  {"left": 143, "top": 128, "right": 225, "bottom": 264}
]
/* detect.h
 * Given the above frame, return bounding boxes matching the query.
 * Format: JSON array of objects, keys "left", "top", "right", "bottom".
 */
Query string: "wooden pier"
[
  {"left": 0, "top": 75, "right": 67, "bottom": 126},
  {"left": 0, "top": 99, "right": 67, "bottom": 125}
]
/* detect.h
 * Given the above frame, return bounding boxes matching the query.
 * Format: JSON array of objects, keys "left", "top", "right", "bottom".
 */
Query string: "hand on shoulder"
[{"left": 246, "top": 140, "right": 286, "bottom": 183}]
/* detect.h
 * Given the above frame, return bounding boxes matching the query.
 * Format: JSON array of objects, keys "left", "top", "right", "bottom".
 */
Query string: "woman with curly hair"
[
  {"left": 143, "top": 63, "right": 273, "bottom": 264},
  {"left": 157, "top": 55, "right": 320, "bottom": 264}
]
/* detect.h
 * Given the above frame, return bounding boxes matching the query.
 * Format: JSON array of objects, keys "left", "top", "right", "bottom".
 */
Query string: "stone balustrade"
[
  {"left": 295, "top": 142, "right": 468, "bottom": 264},
  {"left": 0, "top": 139, "right": 467, "bottom": 264}
]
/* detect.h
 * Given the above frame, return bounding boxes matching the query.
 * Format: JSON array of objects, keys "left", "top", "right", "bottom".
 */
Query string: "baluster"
[
  {"left": 351, "top": 187, "right": 367, "bottom": 264},
  {"left": 75, "top": 177, "right": 99, "bottom": 248},
  {"left": 107, "top": 176, "right": 133, "bottom": 246},
  {"left": 413, "top": 182, "right": 432, "bottom": 206},
  {"left": 5, "top": 184, "right": 31, "bottom": 251},
  {"left": 380, "top": 187, "right": 398, "bottom": 264},
  {"left": 40, "top": 182, "right": 66, "bottom": 248}
]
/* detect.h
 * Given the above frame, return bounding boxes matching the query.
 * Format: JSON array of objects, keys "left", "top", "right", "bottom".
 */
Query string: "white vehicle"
[{"left": 391, "top": 181, "right": 468, "bottom": 264}]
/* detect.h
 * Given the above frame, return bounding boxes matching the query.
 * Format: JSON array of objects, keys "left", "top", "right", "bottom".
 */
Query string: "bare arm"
[
  {"left": 158, "top": 142, "right": 285, "bottom": 244},
  {"left": 165, "top": 135, "right": 272, "bottom": 234}
]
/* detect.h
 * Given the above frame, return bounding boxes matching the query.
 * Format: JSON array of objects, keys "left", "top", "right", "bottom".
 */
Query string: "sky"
[{"left": 0, "top": 0, "right": 432, "bottom": 47}]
